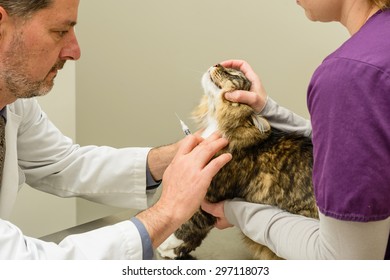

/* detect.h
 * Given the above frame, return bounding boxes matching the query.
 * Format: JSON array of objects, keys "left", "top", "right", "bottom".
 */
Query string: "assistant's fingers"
[
  {"left": 220, "top": 60, "right": 255, "bottom": 79},
  {"left": 225, "top": 90, "right": 258, "bottom": 105},
  {"left": 220, "top": 59, "right": 246, "bottom": 70},
  {"left": 220, "top": 60, "right": 262, "bottom": 91},
  {"left": 201, "top": 200, "right": 223, "bottom": 217},
  {"left": 201, "top": 200, "right": 233, "bottom": 230},
  {"left": 215, "top": 219, "right": 234, "bottom": 230}
]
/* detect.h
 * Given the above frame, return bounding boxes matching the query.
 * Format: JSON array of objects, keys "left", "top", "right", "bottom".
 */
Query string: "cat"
[{"left": 157, "top": 64, "right": 317, "bottom": 260}]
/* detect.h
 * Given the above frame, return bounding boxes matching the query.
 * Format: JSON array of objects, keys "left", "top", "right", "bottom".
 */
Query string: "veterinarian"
[
  {"left": 202, "top": 0, "right": 390, "bottom": 259},
  {"left": 0, "top": 0, "right": 232, "bottom": 259}
]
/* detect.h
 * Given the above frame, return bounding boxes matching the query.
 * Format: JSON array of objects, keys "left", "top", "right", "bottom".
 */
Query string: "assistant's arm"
[
  {"left": 260, "top": 97, "right": 311, "bottom": 137},
  {"left": 224, "top": 199, "right": 390, "bottom": 259}
]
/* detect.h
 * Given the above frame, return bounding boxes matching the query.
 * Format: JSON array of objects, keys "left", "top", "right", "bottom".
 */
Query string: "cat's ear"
[{"left": 252, "top": 115, "right": 271, "bottom": 133}]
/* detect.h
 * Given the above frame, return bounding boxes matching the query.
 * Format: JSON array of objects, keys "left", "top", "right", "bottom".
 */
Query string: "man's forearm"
[
  {"left": 147, "top": 142, "right": 180, "bottom": 181},
  {"left": 136, "top": 203, "right": 180, "bottom": 249}
]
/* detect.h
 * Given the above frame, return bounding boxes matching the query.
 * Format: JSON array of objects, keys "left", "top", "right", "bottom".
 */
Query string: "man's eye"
[{"left": 56, "top": 30, "right": 68, "bottom": 37}]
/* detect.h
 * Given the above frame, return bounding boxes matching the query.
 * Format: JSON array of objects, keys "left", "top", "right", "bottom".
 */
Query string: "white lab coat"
[{"left": 0, "top": 98, "right": 153, "bottom": 259}]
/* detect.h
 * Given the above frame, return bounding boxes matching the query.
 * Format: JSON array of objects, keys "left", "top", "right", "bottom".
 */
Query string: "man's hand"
[{"left": 137, "top": 132, "right": 232, "bottom": 248}]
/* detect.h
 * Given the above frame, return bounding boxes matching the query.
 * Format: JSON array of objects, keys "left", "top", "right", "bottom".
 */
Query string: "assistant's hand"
[
  {"left": 137, "top": 132, "right": 232, "bottom": 248},
  {"left": 201, "top": 200, "right": 233, "bottom": 230},
  {"left": 220, "top": 59, "right": 268, "bottom": 114}
]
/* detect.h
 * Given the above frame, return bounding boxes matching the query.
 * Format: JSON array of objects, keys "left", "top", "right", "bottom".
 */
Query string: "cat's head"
[
  {"left": 195, "top": 64, "right": 270, "bottom": 140},
  {"left": 201, "top": 64, "right": 251, "bottom": 99}
]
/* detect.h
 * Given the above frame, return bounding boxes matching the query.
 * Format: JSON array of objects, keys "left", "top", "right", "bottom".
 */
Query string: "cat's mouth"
[
  {"left": 209, "top": 66, "right": 223, "bottom": 89},
  {"left": 210, "top": 76, "right": 222, "bottom": 89},
  {"left": 201, "top": 68, "right": 223, "bottom": 97}
]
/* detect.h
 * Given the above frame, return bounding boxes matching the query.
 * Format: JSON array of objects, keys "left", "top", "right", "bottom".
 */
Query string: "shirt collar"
[{"left": 0, "top": 107, "right": 7, "bottom": 120}]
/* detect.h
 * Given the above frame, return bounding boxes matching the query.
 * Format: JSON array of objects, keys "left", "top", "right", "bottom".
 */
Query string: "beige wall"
[
  {"left": 8, "top": 1, "right": 350, "bottom": 236},
  {"left": 76, "top": 0, "right": 348, "bottom": 147},
  {"left": 75, "top": 1, "right": 348, "bottom": 222}
]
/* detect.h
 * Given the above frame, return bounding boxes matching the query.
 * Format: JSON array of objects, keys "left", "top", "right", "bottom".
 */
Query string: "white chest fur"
[{"left": 201, "top": 116, "right": 219, "bottom": 138}]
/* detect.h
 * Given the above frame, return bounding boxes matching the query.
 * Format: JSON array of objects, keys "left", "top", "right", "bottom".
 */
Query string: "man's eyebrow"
[{"left": 64, "top": 20, "right": 77, "bottom": 27}]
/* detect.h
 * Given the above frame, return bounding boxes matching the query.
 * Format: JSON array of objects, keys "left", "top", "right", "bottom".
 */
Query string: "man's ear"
[
  {"left": 0, "top": 7, "right": 10, "bottom": 40},
  {"left": 0, "top": 6, "right": 12, "bottom": 23},
  {"left": 0, "top": 7, "right": 7, "bottom": 22}
]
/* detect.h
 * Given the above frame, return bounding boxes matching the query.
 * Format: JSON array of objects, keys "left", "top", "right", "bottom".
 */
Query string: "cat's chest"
[{"left": 201, "top": 116, "right": 219, "bottom": 138}]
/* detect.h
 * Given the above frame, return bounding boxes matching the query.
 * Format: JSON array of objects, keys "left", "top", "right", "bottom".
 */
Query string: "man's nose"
[{"left": 59, "top": 31, "right": 81, "bottom": 61}]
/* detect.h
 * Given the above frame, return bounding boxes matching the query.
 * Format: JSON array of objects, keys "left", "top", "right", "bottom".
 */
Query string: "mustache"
[{"left": 51, "top": 60, "right": 66, "bottom": 72}]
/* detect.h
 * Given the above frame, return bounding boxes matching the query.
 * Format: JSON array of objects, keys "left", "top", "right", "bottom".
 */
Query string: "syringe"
[{"left": 175, "top": 113, "right": 191, "bottom": 135}]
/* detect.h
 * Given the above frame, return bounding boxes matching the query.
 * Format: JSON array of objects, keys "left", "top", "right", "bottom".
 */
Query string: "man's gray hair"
[{"left": 0, "top": 0, "right": 53, "bottom": 18}]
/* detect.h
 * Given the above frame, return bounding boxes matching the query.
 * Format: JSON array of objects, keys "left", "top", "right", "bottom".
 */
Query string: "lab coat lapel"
[{"left": 0, "top": 109, "right": 22, "bottom": 219}]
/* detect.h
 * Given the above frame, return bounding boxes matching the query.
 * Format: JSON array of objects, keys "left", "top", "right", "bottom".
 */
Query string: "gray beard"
[{"left": 3, "top": 69, "right": 53, "bottom": 99}]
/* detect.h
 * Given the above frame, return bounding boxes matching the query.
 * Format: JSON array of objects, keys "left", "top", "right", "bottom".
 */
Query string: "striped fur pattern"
[{"left": 158, "top": 64, "right": 317, "bottom": 260}]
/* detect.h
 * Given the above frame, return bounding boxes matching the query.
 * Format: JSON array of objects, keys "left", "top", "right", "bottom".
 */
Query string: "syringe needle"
[{"left": 175, "top": 113, "right": 191, "bottom": 135}]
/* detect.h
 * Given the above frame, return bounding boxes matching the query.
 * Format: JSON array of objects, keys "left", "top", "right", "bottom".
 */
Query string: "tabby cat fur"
[{"left": 158, "top": 64, "right": 317, "bottom": 260}]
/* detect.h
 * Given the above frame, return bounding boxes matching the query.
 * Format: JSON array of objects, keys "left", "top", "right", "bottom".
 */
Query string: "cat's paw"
[{"left": 157, "top": 234, "right": 184, "bottom": 259}]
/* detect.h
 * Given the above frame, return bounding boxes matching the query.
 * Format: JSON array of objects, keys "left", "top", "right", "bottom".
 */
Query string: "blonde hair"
[{"left": 371, "top": 0, "right": 390, "bottom": 9}]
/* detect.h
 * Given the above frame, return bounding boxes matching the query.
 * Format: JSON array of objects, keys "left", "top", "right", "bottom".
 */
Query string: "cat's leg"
[
  {"left": 157, "top": 209, "right": 215, "bottom": 259},
  {"left": 157, "top": 233, "right": 186, "bottom": 259}
]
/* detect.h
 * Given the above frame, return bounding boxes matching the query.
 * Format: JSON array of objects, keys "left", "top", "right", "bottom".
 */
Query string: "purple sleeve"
[{"left": 308, "top": 57, "right": 390, "bottom": 222}]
